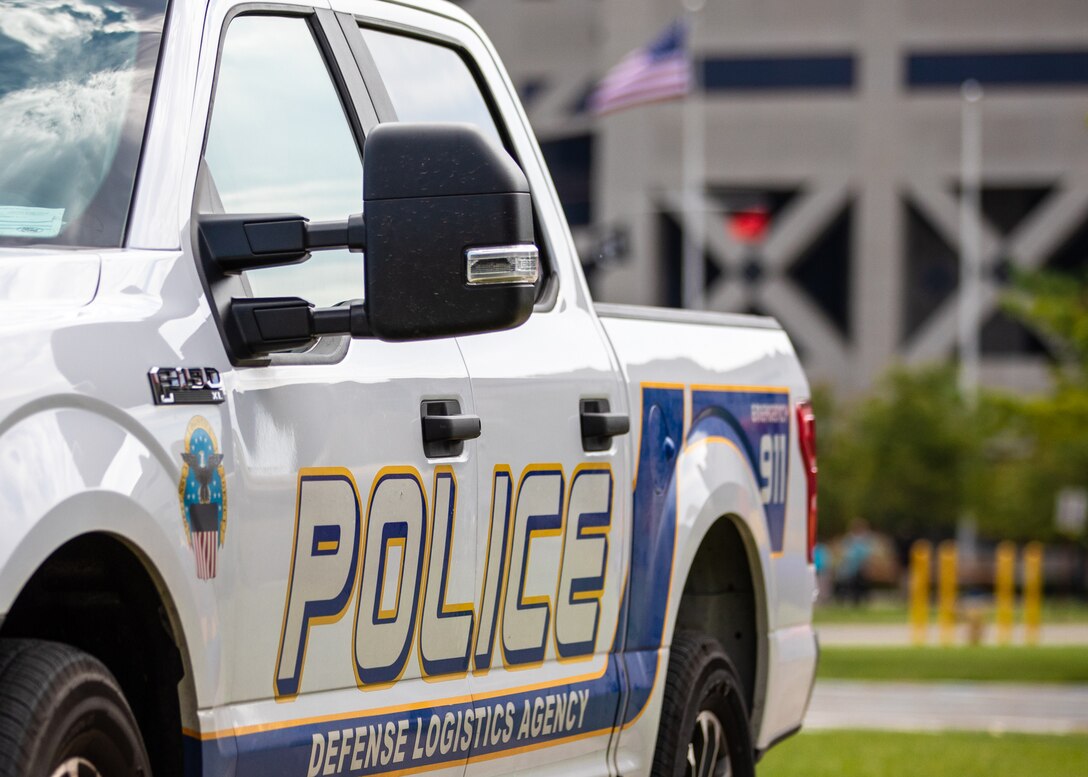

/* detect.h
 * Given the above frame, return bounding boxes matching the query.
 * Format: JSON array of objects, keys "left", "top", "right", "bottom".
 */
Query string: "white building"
[{"left": 459, "top": 0, "right": 1088, "bottom": 392}]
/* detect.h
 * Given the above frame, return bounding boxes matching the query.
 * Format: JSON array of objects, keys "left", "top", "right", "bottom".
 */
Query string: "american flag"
[
  {"left": 590, "top": 19, "right": 692, "bottom": 116},
  {"left": 188, "top": 503, "right": 220, "bottom": 580},
  {"left": 192, "top": 528, "right": 219, "bottom": 580}
]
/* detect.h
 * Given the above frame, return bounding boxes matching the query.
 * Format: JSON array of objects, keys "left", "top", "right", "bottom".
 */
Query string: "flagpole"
[{"left": 681, "top": 0, "right": 705, "bottom": 310}]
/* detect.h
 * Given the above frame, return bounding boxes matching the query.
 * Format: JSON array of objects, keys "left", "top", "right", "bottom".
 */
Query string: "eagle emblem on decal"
[{"left": 178, "top": 416, "right": 227, "bottom": 580}]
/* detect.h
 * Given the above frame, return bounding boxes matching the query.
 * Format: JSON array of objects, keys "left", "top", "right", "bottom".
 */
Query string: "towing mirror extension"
[
  {"left": 197, "top": 214, "right": 372, "bottom": 355},
  {"left": 196, "top": 122, "right": 540, "bottom": 362},
  {"left": 197, "top": 212, "right": 367, "bottom": 274}
]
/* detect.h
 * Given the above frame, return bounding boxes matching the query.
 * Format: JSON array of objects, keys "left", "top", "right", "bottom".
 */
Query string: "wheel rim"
[
  {"left": 50, "top": 757, "right": 103, "bottom": 777},
  {"left": 686, "top": 709, "right": 730, "bottom": 777}
]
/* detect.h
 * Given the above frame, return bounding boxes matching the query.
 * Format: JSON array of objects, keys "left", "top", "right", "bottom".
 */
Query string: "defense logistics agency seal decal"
[{"left": 178, "top": 416, "right": 227, "bottom": 580}]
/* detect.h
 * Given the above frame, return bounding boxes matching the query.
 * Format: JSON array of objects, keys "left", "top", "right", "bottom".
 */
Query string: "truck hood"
[{"left": 0, "top": 248, "right": 101, "bottom": 313}]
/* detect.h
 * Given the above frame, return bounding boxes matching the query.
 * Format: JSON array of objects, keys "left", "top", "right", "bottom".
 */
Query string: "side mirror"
[
  {"left": 364, "top": 122, "right": 538, "bottom": 341},
  {"left": 196, "top": 123, "right": 539, "bottom": 359}
]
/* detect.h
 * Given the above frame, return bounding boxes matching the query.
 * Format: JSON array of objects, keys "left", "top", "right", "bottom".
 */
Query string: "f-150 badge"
[{"left": 179, "top": 416, "right": 227, "bottom": 580}]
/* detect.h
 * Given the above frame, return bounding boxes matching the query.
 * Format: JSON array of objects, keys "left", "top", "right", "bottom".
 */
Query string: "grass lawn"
[
  {"left": 817, "top": 645, "right": 1088, "bottom": 684},
  {"left": 814, "top": 599, "right": 1088, "bottom": 625},
  {"left": 758, "top": 730, "right": 1088, "bottom": 777}
]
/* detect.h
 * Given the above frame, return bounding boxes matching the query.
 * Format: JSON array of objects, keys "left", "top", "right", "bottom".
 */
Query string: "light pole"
[
  {"left": 957, "top": 79, "right": 984, "bottom": 571},
  {"left": 958, "top": 79, "right": 983, "bottom": 404}
]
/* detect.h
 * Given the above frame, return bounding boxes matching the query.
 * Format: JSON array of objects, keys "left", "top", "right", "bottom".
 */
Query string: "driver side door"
[{"left": 188, "top": 8, "right": 478, "bottom": 777}]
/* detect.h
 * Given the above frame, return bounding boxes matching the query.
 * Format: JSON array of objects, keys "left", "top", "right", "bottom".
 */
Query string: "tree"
[
  {"left": 1004, "top": 269, "right": 1088, "bottom": 380},
  {"left": 815, "top": 269, "right": 1088, "bottom": 550},
  {"left": 990, "top": 269, "right": 1088, "bottom": 544},
  {"left": 815, "top": 366, "right": 977, "bottom": 543}
]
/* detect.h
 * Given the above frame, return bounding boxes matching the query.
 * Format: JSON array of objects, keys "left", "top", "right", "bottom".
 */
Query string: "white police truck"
[{"left": 0, "top": 1, "right": 818, "bottom": 775}]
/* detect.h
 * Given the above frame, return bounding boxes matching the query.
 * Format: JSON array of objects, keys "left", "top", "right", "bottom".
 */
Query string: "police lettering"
[{"left": 275, "top": 464, "right": 613, "bottom": 699}]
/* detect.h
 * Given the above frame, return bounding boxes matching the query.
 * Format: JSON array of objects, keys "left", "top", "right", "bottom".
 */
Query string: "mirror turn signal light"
[{"left": 465, "top": 245, "right": 540, "bottom": 286}]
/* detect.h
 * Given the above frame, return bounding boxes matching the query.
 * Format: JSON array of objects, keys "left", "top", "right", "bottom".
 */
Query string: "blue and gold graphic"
[
  {"left": 178, "top": 416, "right": 227, "bottom": 580},
  {"left": 690, "top": 386, "right": 791, "bottom": 552}
]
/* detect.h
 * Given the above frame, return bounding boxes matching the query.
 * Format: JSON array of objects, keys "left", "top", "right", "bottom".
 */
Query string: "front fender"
[{"left": 0, "top": 397, "right": 222, "bottom": 715}]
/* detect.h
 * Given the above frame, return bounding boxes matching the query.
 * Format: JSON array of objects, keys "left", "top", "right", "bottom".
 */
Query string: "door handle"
[
  {"left": 421, "top": 400, "right": 480, "bottom": 458},
  {"left": 580, "top": 398, "right": 629, "bottom": 452}
]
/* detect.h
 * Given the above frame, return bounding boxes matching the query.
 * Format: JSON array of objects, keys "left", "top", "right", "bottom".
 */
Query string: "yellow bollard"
[
  {"left": 994, "top": 541, "right": 1016, "bottom": 645},
  {"left": 938, "top": 541, "right": 958, "bottom": 646},
  {"left": 1023, "top": 541, "right": 1044, "bottom": 646},
  {"left": 909, "top": 540, "right": 932, "bottom": 646}
]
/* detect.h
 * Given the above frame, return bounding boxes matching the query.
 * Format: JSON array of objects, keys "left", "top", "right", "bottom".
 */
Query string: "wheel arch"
[
  {"left": 668, "top": 437, "right": 775, "bottom": 737},
  {"left": 0, "top": 399, "right": 215, "bottom": 721},
  {"left": 0, "top": 525, "right": 199, "bottom": 777}
]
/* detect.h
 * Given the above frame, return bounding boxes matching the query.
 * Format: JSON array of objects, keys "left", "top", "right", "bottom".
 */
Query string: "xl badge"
[{"left": 178, "top": 416, "right": 227, "bottom": 580}]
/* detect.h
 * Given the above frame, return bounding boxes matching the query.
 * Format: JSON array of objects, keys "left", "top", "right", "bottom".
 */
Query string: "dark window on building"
[
  {"left": 659, "top": 210, "right": 722, "bottom": 309},
  {"left": 979, "top": 185, "right": 1054, "bottom": 237},
  {"left": 709, "top": 186, "right": 798, "bottom": 245},
  {"left": 903, "top": 201, "right": 959, "bottom": 341},
  {"left": 540, "top": 134, "right": 595, "bottom": 226},
  {"left": 701, "top": 54, "right": 855, "bottom": 91},
  {"left": 907, "top": 51, "right": 1088, "bottom": 88},
  {"left": 1045, "top": 211, "right": 1088, "bottom": 274},
  {"left": 949, "top": 184, "right": 1055, "bottom": 237},
  {"left": 980, "top": 311, "right": 1051, "bottom": 356},
  {"left": 788, "top": 204, "right": 853, "bottom": 338}
]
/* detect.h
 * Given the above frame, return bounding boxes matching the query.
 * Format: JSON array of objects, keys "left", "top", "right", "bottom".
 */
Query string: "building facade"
[{"left": 458, "top": 0, "right": 1088, "bottom": 392}]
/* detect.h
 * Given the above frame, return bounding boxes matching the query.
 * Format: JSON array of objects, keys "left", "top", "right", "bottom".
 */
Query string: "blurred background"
[{"left": 455, "top": 0, "right": 1088, "bottom": 773}]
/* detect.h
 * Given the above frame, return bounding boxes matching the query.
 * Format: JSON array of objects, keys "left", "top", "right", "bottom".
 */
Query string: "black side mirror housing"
[
  {"left": 362, "top": 122, "right": 537, "bottom": 341},
  {"left": 196, "top": 122, "right": 538, "bottom": 360}
]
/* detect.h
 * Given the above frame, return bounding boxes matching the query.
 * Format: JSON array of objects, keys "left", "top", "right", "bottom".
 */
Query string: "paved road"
[
  {"left": 805, "top": 680, "right": 1088, "bottom": 734},
  {"left": 817, "top": 623, "right": 1088, "bottom": 647}
]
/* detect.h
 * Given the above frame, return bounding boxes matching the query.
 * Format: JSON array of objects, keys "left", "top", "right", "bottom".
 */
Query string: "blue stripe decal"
[
  {"left": 618, "top": 648, "right": 663, "bottom": 727},
  {"left": 184, "top": 663, "right": 623, "bottom": 777},
  {"left": 690, "top": 389, "right": 791, "bottom": 553},
  {"left": 701, "top": 55, "right": 855, "bottom": 91},
  {"left": 623, "top": 386, "right": 684, "bottom": 654},
  {"left": 907, "top": 51, "right": 1088, "bottom": 88}
]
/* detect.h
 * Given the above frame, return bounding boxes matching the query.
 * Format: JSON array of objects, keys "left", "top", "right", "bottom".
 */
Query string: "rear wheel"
[
  {"left": 0, "top": 640, "right": 150, "bottom": 777},
  {"left": 651, "top": 631, "right": 755, "bottom": 777}
]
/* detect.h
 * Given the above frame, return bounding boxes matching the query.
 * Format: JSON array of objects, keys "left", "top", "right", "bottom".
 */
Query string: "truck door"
[
  {"left": 187, "top": 7, "right": 478, "bottom": 776},
  {"left": 331, "top": 4, "right": 632, "bottom": 776}
]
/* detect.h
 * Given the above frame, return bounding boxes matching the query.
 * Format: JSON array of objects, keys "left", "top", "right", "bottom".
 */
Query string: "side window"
[
  {"left": 358, "top": 26, "right": 550, "bottom": 293},
  {"left": 202, "top": 15, "right": 365, "bottom": 307},
  {"left": 358, "top": 27, "right": 504, "bottom": 151}
]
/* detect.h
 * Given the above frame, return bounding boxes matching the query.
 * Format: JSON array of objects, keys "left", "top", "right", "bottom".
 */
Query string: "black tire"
[
  {"left": 0, "top": 640, "right": 151, "bottom": 777},
  {"left": 651, "top": 631, "right": 755, "bottom": 777}
]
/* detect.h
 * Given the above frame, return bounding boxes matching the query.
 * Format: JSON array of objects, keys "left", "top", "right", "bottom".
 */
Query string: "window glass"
[
  {"left": 359, "top": 27, "right": 503, "bottom": 151},
  {"left": 203, "top": 15, "right": 364, "bottom": 306},
  {"left": 0, "top": 0, "right": 169, "bottom": 248},
  {"left": 359, "top": 26, "right": 551, "bottom": 293}
]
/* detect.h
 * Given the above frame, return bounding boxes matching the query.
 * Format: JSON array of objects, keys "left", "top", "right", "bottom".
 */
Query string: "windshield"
[{"left": 0, "top": 0, "right": 169, "bottom": 248}]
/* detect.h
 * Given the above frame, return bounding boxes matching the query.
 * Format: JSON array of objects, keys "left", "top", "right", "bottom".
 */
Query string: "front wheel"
[
  {"left": 651, "top": 631, "right": 755, "bottom": 777},
  {"left": 0, "top": 640, "right": 151, "bottom": 777}
]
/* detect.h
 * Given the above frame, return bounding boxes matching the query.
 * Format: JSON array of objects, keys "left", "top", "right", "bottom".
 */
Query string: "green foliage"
[
  {"left": 1003, "top": 269, "right": 1088, "bottom": 377},
  {"left": 815, "top": 366, "right": 977, "bottom": 540},
  {"left": 985, "top": 269, "right": 1088, "bottom": 542},
  {"left": 816, "top": 269, "right": 1088, "bottom": 545}
]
